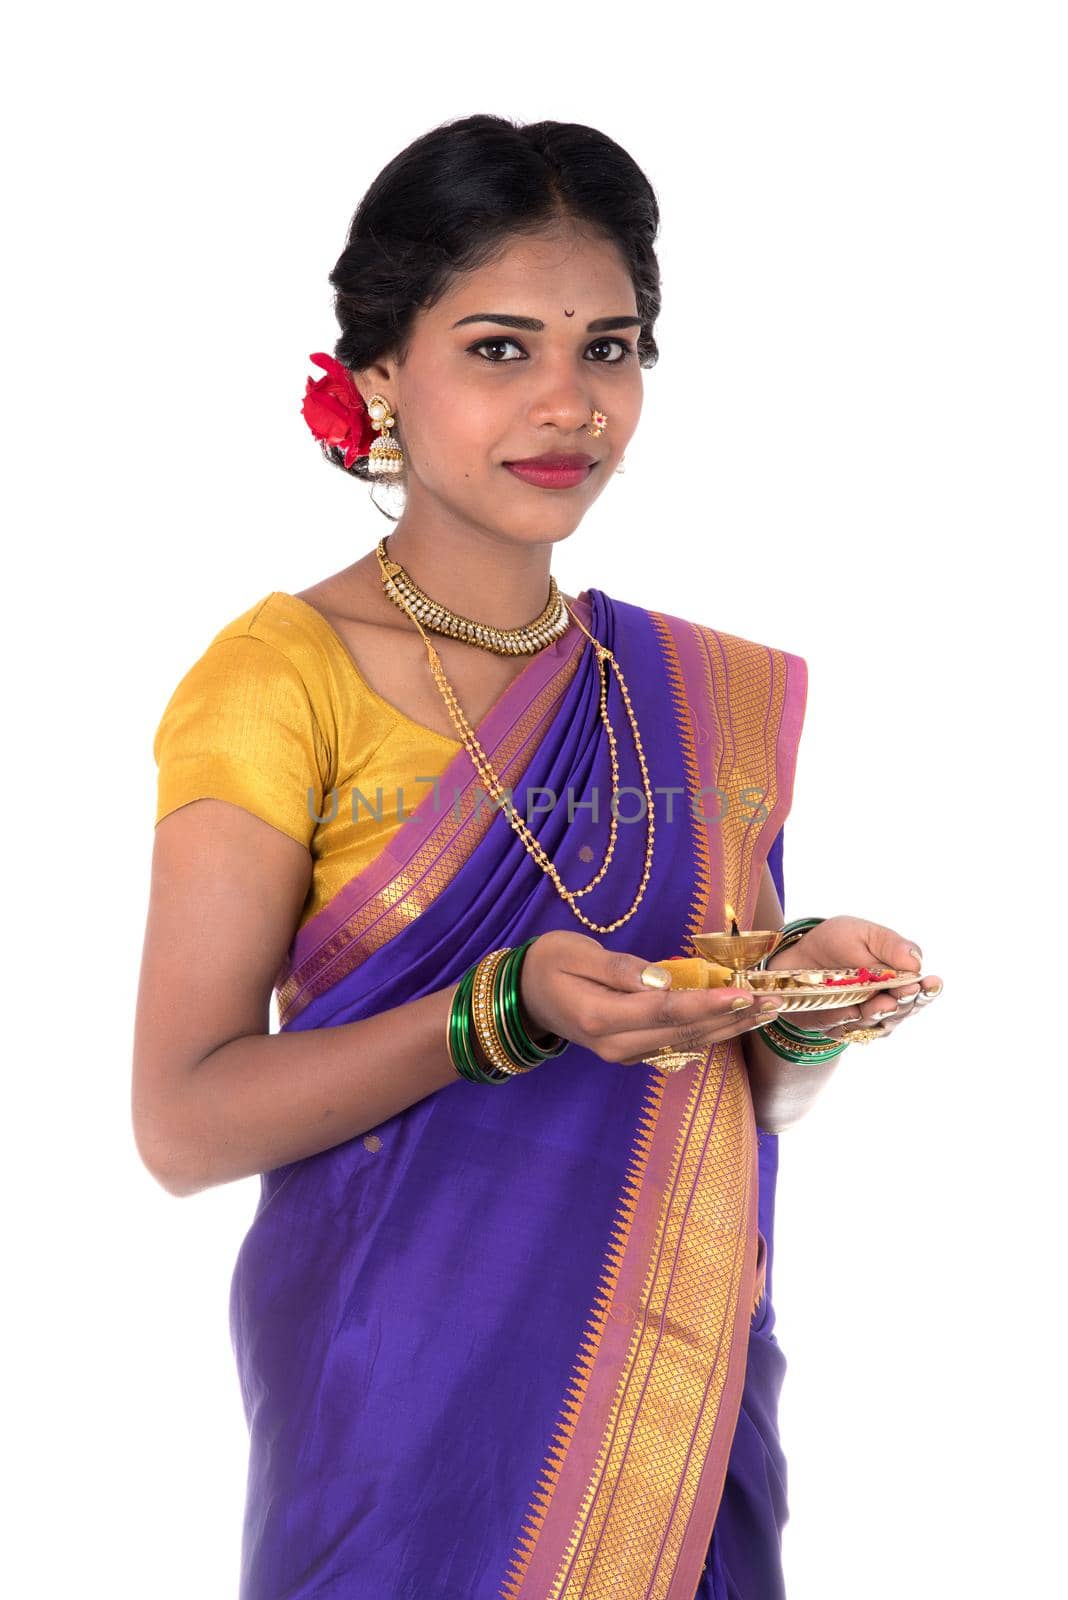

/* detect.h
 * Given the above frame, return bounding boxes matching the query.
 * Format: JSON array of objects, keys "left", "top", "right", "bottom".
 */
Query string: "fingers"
[
  {"left": 565, "top": 942, "right": 730, "bottom": 998},
  {"left": 603, "top": 995, "right": 789, "bottom": 1066},
  {"left": 819, "top": 997, "right": 892, "bottom": 1035},
  {"left": 911, "top": 974, "right": 943, "bottom": 1008},
  {"left": 789, "top": 1004, "right": 856, "bottom": 1034},
  {"left": 866, "top": 972, "right": 943, "bottom": 1023},
  {"left": 551, "top": 940, "right": 662, "bottom": 992},
  {"left": 577, "top": 980, "right": 772, "bottom": 1035},
  {"left": 819, "top": 972, "right": 944, "bottom": 1039},
  {"left": 864, "top": 923, "right": 924, "bottom": 976}
]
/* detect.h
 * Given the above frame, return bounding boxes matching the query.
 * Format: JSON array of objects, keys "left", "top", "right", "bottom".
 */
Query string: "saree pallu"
[{"left": 230, "top": 586, "right": 807, "bottom": 1600}]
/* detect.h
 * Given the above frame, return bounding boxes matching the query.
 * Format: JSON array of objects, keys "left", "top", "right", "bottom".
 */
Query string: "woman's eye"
[
  {"left": 471, "top": 338, "right": 526, "bottom": 362},
  {"left": 586, "top": 338, "right": 633, "bottom": 363},
  {"left": 468, "top": 337, "right": 634, "bottom": 364}
]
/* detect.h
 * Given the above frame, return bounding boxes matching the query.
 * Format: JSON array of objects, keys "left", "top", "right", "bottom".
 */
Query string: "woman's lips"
[{"left": 503, "top": 460, "right": 596, "bottom": 490}]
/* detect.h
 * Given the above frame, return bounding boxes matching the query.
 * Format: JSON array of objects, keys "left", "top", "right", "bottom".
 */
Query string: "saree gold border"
[
  {"left": 276, "top": 647, "right": 585, "bottom": 1024},
  {"left": 694, "top": 621, "right": 788, "bottom": 960},
  {"left": 502, "top": 616, "right": 787, "bottom": 1600}
]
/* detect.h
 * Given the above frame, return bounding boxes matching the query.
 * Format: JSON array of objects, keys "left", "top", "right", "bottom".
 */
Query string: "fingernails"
[
  {"left": 925, "top": 982, "right": 943, "bottom": 997},
  {"left": 908, "top": 947, "right": 922, "bottom": 963},
  {"left": 870, "top": 1010, "right": 894, "bottom": 1022},
  {"left": 641, "top": 965, "right": 673, "bottom": 989},
  {"left": 896, "top": 993, "right": 916, "bottom": 1006},
  {"left": 760, "top": 1000, "right": 786, "bottom": 1013},
  {"left": 730, "top": 995, "right": 755, "bottom": 1010}
]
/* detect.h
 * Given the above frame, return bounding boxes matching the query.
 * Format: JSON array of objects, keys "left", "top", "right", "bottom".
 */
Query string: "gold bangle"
[
  {"left": 759, "top": 1019, "right": 848, "bottom": 1057},
  {"left": 471, "top": 948, "right": 533, "bottom": 1076}
]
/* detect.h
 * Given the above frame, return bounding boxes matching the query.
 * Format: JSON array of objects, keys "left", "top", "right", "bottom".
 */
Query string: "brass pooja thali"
[
  {"left": 730, "top": 967, "right": 919, "bottom": 1011},
  {"left": 662, "top": 925, "right": 923, "bottom": 1014}
]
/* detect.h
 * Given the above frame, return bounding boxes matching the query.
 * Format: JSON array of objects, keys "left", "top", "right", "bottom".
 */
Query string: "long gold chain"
[{"left": 375, "top": 542, "right": 656, "bottom": 934}]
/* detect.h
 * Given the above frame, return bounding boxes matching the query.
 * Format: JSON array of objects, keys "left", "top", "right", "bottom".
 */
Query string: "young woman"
[{"left": 134, "top": 113, "right": 942, "bottom": 1600}]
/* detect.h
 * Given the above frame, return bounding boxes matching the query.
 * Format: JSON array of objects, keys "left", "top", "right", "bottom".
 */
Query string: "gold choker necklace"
[
  {"left": 374, "top": 537, "right": 655, "bottom": 934},
  {"left": 376, "top": 537, "right": 570, "bottom": 655}
]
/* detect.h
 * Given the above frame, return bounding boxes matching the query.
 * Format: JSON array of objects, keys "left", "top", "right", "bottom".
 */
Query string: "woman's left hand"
[{"left": 766, "top": 915, "right": 943, "bottom": 1039}]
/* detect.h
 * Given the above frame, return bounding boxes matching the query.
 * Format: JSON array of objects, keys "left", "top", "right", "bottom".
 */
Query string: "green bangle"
[
  {"left": 487, "top": 947, "right": 541, "bottom": 1073},
  {"left": 498, "top": 939, "right": 568, "bottom": 1064},
  {"left": 448, "top": 967, "right": 480, "bottom": 1081},
  {"left": 756, "top": 916, "right": 826, "bottom": 972},
  {"left": 774, "top": 1015, "right": 839, "bottom": 1046},
  {"left": 447, "top": 939, "right": 569, "bottom": 1083}
]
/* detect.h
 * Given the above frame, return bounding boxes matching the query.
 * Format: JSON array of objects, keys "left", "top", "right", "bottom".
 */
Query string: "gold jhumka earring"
[{"left": 365, "top": 394, "right": 404, "bottom": 476}]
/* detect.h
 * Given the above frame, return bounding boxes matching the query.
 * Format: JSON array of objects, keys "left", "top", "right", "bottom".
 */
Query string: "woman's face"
[{"left": 353, "top": 226, "right": 644, "bottom": 548}]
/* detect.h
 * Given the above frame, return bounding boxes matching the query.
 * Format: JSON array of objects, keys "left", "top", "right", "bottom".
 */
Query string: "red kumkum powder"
[{"left": 823, "top": 967, "right": 896, "bottom": 986}]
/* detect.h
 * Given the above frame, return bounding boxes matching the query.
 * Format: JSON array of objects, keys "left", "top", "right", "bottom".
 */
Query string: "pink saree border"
[{"left": 501, "top": 613, "right": 806, "bottom": 1600}]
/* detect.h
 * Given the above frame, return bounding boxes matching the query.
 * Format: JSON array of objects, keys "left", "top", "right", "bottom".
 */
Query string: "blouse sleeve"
[{"left": 153, "top": 633, "right": 330, "bottom": 847}]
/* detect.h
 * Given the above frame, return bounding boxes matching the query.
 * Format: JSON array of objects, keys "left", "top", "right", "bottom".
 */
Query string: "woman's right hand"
[{"left": 518, "top": 930, "right": 787, "bottom": 1066}]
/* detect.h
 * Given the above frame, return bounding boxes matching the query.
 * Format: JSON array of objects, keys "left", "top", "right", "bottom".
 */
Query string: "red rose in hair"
[{"left": 301, "top": 352, "right": 377, "bottom": 468}]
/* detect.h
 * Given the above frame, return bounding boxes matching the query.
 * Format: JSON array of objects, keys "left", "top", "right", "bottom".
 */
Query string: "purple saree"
[{"left": 230, "top": 586, "right": 807, "bottom": 1599}]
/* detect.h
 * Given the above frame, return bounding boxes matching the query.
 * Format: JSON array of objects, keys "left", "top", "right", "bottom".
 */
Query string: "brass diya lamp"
[{"left": 689, "top": 903, "right": 783, "bottom": 986}]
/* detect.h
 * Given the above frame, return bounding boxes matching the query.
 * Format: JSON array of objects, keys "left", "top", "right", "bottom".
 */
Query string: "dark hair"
[{"left": 318, "top": 112, "right": 661, "bottom": 481}]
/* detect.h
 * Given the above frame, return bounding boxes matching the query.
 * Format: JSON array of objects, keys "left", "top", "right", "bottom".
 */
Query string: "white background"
[{"left": 5, "top": 3, "right": 1064, "bottom": 1595}]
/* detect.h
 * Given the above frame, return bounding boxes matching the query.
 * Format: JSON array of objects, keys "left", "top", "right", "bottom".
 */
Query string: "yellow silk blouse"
[{"left": 153, "top": 592, "right": 464, "bottom": 931}]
